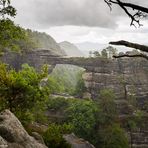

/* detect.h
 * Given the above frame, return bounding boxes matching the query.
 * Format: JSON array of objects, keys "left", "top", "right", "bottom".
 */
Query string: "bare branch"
[
  {"left": 109, "top": 40, "right": 148, "bottom": 53},
  {"left": 104, "top": 0, "right": 148, "bottom": 27},
  {"left": 113, "top": 53, "right": 148, "bottom": 60}
]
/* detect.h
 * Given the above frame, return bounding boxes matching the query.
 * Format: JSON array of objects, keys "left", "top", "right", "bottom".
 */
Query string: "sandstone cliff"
[
  {"left": 0, "top": 50, "right": 148, "bottom": 148},
  {"left": 0, "top": 110, "right": 96, "bottom": 148}
]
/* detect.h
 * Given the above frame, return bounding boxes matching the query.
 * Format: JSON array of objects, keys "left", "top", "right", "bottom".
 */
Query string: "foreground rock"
[
  {"left": 63, "top": 133, "right": 95, "bottom": 148},
  {"left": 0, "top": 110, "right": 47, "bottom": 148}
]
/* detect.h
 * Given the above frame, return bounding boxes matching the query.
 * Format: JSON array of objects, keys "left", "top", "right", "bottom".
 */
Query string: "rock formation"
[
  {"left": 0, "top": 50, "right": 148, "bottom": 148},
  {"left": 0, "top": 110, "right": 47, "bottom": 148},
  {"left": 1, "top": 51, "right": 148, "bottom": 104},
  {"left": 63, "top": 133, "right": 95, "bottom": 148}
]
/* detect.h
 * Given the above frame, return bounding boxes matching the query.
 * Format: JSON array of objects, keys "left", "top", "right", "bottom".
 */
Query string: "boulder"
[
  {"left": 0, "top": 136, "right": 8, "bottom": 148},
  {"left": 31, "top": 132, "right": 45, "bottom": 145},
  {"left": 63, "top": 133, "right": 95, "bottom": 148},
  {"left": 0, "top": 110, "right": 47, "bottom": 148}
]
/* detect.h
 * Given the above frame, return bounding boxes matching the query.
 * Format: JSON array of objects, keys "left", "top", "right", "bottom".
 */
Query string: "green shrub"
[
  {"left": 98, "top": 89, "right": 118, "bottom": 124},
  {"left": 66, "top": 99, "right": 99, "bottom": 142},
  {"left": 0, "top": 63, "right": 50, "bottom": 125},
  {"left": 47, "top": 97, "right": 69, "bottom": 110},
  {"left": 98, "top": 124, "right": 129, "bottom": 148},
  {"left": 43, "top": 123, "right": 72, "bottom": 148}
]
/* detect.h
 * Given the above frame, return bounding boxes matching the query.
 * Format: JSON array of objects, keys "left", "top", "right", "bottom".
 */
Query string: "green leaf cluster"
[
  {"left": 47, "top": 89, "right": 129, "bottom": 148},
  {"left": 0, "top": 0, "right": 16, "bottom": 18},
  {"left": 0, "top": 63, "right": 50, "bottom": 123},
  {"left": 66, "top": 99, "right": 99, "bottom": 140},
  {"left": 99, "top": 124, "right": 129, "bottom": 148},
  {"left": 43, "top": 123, "right": 72, "bottom": 148}
]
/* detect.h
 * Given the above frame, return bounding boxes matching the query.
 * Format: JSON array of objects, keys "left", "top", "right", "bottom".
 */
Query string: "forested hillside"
[{"left": 26, "top": 30, "right": 66, "bottom": 56}]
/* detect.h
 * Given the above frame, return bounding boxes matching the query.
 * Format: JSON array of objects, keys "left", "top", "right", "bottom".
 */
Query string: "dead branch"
[
  {"left": 113, "top": 53, "right": 148, "bottom": 60},
  {"left": 104, "top": 0, "right": 148, "bottom": 27},
  {"left": 109, "top": 40, "right": 148, "bottom": 53}
]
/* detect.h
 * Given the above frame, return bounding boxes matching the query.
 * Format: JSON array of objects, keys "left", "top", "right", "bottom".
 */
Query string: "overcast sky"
[{"left": 12, "top": 0, "right": 148, "bottom": 45}]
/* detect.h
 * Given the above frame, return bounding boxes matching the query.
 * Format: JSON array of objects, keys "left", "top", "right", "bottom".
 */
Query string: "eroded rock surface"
[
  {"left": 1, "top": 50, "right": 148, "bottom": 148},
  {"left": 0, "top": 110, "right": 47, "bottom": 148},
  {"left": 63, "top": 133, "right": 95, "bottom": 148}
]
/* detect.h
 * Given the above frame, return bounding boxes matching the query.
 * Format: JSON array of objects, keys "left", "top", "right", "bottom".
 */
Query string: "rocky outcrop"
[
  {"left": 0, "top": 110, "right": 47, "bottom": 148},
  {"left": 1, "top": 51, "right": 148, "bottom": 103},
  {"left": 131, "top": 131, "right": 148, "bottom": 148},
  {"left": 0, "top": 136, "right": 8, "bottom": 148},
  {"left": 82, "top": 58, "right": 148, "bottom": 101},
  {"left": 0, "top": 50, "right": 148, "bottom": 147},
  {"left": 63, "top": 133, "right": 95, "bottom": 148},
  {"left": 59, "top": 41, "right": 84, "bottom": 57}
]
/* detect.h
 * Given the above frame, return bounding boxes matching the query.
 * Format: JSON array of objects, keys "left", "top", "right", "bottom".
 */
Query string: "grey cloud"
[
  {"left": 12, "top": 0, "right": 148, "bottom": 30},
  {"left": 12, "top": 0, "right": 121, "bottom": 29}
]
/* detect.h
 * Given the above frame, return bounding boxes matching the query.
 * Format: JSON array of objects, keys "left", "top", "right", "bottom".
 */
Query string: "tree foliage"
[
  {"left": 0, "top": 19, "right": 29, "bottom": 52},
  {"left": 43, "top": 123, "right": 72, "bottom": 148},
  {"left": 0, "top": 0, "right": 16, "bottom": 18},
  {"left": 101, "top": 49, "right": 108, "bottom": 58},
  {"left": 99, "top": 124, "right": 129, "bottom": 148},
  {"left": 0, "top": 63, "right": 50, "bottom": 115},
  {"left": 98, "top": 89, "right": 117, "bottom": 124},
  {"left": 47, "top": 90, "right": 129, "bottom": 148},
  {"left": 0, "top": 0, "right": 35, "bottom": 52},
  {"left": 66, "top": 99, "right": 99, "bottom": 140}
]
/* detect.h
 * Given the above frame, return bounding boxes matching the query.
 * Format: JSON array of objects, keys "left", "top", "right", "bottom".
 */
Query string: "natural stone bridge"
[
  {"left": 2, "top": 50, "right": 148, "bottom": 101},
  {"left": 1, "top": 50, "right": 148, "bottom": 148}
]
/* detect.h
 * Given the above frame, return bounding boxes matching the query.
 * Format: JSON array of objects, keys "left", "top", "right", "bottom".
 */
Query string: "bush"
[
  {"left": 66, "top": 99, "right": 99, "bottom": 142},
  {"left": 98, "top": 124, "right": 129, "bottom": 148},
  {"left": 0, "top": 63, "right": 50, "bottom": 125},
  {"left": 98, "top": 89, "right": 118, "bottom": 124},
  {"left": 43, "top": 123, "right": 72, "bottom": 148},
  {"left": 47, "top": 97, "right": 69, "bottom": 110}
]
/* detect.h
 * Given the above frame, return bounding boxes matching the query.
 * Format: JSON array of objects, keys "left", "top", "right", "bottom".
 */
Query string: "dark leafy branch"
[
  {"left": 104, "top": 0, "right": 148, "bottom": 27},
  {"left": 0, "top": 0, "right": 16, "bottom": 18}
]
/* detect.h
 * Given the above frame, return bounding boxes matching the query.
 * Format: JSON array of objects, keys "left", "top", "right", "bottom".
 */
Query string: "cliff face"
[
  {"left": 1, "top": 51, "right": 148, "bottom": 148},
  {"left": 82, "top": 58, "right": 148, "bottom": 101},
  {"left": 1, "top": 51, "right": 148, "bottom": 103},
  {"left": 81, "top": 58, "right": 148, "bottom": 148}
]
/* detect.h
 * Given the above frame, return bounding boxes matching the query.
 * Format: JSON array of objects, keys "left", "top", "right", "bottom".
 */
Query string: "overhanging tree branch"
[
  {"left": 109, "top": 40, "right": 148, "bottom": 60},
  {"left": 109, "top": 40, "right": 148, "bottom": 53},
  {"left": 113, "top": 53, "right": 148, "bottom": 60},
  {"left": 104, "top": 0, "right": 148, "bottom": 27}
]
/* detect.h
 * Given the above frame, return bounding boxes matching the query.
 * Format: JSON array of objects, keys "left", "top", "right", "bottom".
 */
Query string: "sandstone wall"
[{"left": 1, "top": 50, "right": 148, "bottom": 147}]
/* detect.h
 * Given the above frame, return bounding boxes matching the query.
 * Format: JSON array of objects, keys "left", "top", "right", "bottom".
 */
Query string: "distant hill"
[
  {"left": 76, "top": 41, "right": 134, "bottom": 56},
  {"left": 59, "top": 41, "right": 84, "bottom": 57},
  {"left": 26, "top": 29, "right": 66, "bottom": 56},
  {"left": 76, "top": 42, "right": 107, "bottom": 56}
]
